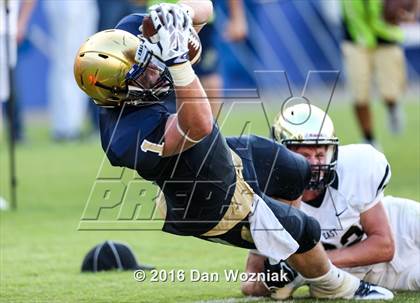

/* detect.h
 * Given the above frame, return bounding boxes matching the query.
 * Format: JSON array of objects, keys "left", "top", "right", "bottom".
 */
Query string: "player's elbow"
[
  {"left": 202, "top": 0, "right": 214, "bottom": 21},
  {"left": 202, "top": 118, "right": 213, "bottom": 136},
  {"left": 241, "top": 281, "right": 254, "bottom": 296},
  {"left": 181, "top": 0, "right": 213, "bottom": 25},
  {"left": 374, "top": 233, "right": 395, "bottom": 263},
  {"left": 192, "top": 117, "right": 213, "bottom": 139},
  {"left": 381, "top": 235, "right": 395, "bottom": 262},
  {"left": 241, "top": 281, "right": 267, "bottom": 297}
]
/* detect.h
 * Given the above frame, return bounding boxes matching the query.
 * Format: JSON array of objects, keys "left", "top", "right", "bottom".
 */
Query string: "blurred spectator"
[
  {"left": 43, "top": 0, "right": 98, "bottom": 141},
  {"left": 1, "top": 0, "right": 36, "bottom": 142},
  {"left": 208, "top": 0, "right": 248, "bottom": 115},
  {"left": 0, "top": 0, "right": 36, "bottom": 210},
  {"left": 145, "top": 0, "right": 248, "bottom": 116},
  {"left": 341, "top": 0, "right": 416, "bottom": 146},
  {"left": 88, "top": 0, "right": 145, "bottom": 135}
]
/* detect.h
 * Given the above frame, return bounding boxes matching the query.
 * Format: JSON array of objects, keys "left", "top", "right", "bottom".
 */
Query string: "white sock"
[{"left": 304, "top": 262, "right": 359, "bottom": 299}]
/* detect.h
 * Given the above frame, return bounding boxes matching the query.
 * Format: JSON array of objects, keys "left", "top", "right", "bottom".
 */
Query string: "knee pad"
[{"left": 295, "top": 215, "right": 321, "bottom": 254}]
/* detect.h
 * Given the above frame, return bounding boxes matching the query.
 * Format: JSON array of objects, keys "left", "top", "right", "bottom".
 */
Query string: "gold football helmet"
[
  {"left": 74, "top": 29, "right": 171, "bottom": 107},
  {"left": 272, "top": 103, "right": 339, "bottom": 190}
]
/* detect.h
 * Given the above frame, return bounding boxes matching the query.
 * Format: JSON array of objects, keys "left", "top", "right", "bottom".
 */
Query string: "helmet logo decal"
[
  {"left": 281, "top": 96, "right": 312, "bottom": 126},
  {"left": 88, "top": 75, "right": 97, "bottom": 85}
]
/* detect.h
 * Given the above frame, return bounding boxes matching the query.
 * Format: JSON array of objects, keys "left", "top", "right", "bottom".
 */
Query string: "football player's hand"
[
  {"left": 263, "top": 259, "right": 298, "bottom": 289},
  {"left": 148, "top": 3, "right": 191, "bottom": 66},
  {"left": 149, "top": 3, "right": 194, "bottom": 20}
]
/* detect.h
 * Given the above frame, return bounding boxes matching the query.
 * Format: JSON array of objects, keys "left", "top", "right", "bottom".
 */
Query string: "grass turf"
[{"left": 0, "top": 102, "right": 419, "bottom": 302}]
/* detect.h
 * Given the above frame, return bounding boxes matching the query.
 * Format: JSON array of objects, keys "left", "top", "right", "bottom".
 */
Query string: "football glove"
[
  {"left": 147, "top": 3, "right": 191, "bottom": 66},
  {"left": 263, "top": 259, "right": 298, "bottom": 290}
]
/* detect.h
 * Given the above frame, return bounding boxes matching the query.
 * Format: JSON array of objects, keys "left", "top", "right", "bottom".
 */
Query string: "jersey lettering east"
[{"left": 300, "top": 144, "right": 391, "bottom": 250}]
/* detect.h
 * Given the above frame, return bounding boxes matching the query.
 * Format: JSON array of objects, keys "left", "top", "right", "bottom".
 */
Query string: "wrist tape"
[{"left": 168, "top": 61, "right": 196, "bottom": 87}]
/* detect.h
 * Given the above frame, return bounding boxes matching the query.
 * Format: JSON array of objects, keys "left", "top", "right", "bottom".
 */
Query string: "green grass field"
[{"left": 1, "top": 102, "right": 419, "bottom": 302}]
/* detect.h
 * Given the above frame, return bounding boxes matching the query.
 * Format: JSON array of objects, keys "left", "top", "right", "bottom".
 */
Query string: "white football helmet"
[{"left": 272, "top": 103, "right": 339, "bottom": 190}]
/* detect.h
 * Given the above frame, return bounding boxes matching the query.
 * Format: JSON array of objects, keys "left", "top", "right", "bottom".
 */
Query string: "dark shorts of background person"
[{"left": 195, "top": 23, "right": 219, "bottom": 77}]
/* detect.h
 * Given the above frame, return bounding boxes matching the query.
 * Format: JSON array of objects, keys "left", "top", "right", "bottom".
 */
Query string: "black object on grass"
[{"left": 81, "top": 240, "right": 155, "bottom": 272}]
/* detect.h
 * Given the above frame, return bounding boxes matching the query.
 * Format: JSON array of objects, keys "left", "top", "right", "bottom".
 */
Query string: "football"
[{"left": 142, "top": 14, "right": 202, "bottom": 65}]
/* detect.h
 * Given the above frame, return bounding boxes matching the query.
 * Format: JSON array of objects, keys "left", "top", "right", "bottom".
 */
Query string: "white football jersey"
[
  {"left": 299, "top": 145, "right": 420, "bottom": 290},
  {"left": 300, "top": 144, "right": 391, "bottom": 250}
]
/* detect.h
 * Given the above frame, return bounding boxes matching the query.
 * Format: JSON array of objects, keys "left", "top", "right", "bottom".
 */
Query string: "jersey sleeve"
[
  {"left": 115, "top": 13, "right": 144, "bottom": 36},
  {"left": 99, "top": 106, "right": 169, "bottom": 175},
  {"left": 353, "top": 145, "right": 392, "bottom": 213}
]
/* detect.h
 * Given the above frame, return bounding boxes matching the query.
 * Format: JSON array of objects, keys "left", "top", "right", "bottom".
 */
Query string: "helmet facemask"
[
  {"left": 286, "top": 139, "right": 339, "bottom": 191},
  {"left": 125, "top": 43, "right": 172, "bottom": 106}
]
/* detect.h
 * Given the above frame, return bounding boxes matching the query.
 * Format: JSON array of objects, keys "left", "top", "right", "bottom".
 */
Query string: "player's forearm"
[
  {"left": 179, "top": 0, "right": 213, "bottom": 26},
  {"left": 170, "top": 64, "right": 213, "bottom": 140},
  {"left": 327, "top": 234, "right": 394, "bottom": 268}
]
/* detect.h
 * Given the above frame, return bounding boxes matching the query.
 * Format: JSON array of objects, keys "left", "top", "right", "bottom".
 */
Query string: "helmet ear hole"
[
  {"left": 98, "top": 54, "right": 108, "bottom": 59},
  {"left": 79, "top": 53, "right": 85, "bottom": 57}
]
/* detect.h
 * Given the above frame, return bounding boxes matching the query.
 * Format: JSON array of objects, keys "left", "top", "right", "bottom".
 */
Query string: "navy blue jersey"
[
  {"left": 199, "top": 136, "right": 314, "bottom": 251},
  {"left": 104, "top": 14, "right": 317, "bottom": 252},
  {"left": 99, "top": 98, "right": 236, "bottom": 236},
  {"left": 226, "top": 136, "right": 311, "bottom": 201},
  {"left": 194, "top": 23, "right": 218, "bottom": 77}
]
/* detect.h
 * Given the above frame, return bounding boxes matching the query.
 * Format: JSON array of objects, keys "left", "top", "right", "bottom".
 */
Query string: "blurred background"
[
  {"left": 1, "top": 0, "right": 419, "bottom": 142},
  {"left": 7, "top": 1, "right": 420, "bottom": 105}
]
